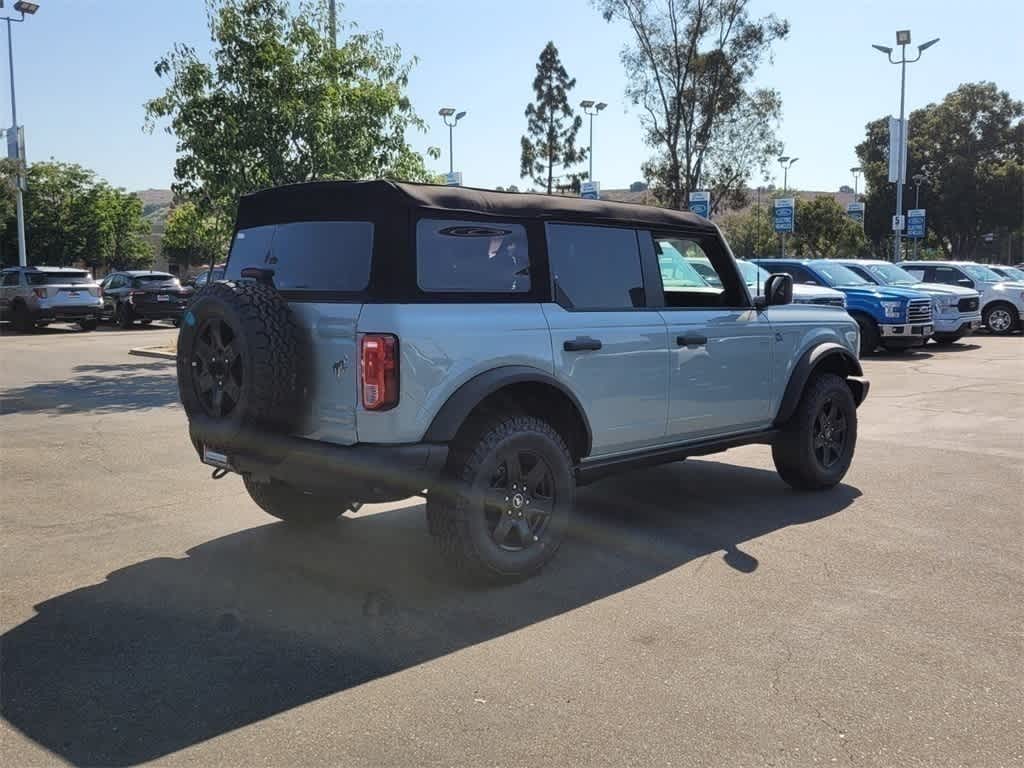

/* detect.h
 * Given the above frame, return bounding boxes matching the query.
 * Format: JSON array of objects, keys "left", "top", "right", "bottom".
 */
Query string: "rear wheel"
[
  {"left": 78, "top": 319, "right": 98, "bottom": 331},
  {"left": 116, "top": 303, "right": 134, "bottom": 329},
  {"left": 12, "top": 303, "right": 34, "bottom": 333},
  {"left": 243, "top": 476, "right": 347, "bottom": 525},
  {"left": 428, "top": 415, "right": 574, "bottom": 583},
  {"left": 983, "top": 302, "right": 1018, "bottom": 335},
  {"left": 772, "top": 373, "right": 858, "bottom": 491}
]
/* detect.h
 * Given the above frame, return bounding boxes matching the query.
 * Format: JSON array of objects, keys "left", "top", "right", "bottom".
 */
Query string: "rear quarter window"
[
  {"left": 416, "top": 219, "right": 530, "bottom": 293},
  {"left": 226, "top": 221, "right": 373, "bottom": 292}
]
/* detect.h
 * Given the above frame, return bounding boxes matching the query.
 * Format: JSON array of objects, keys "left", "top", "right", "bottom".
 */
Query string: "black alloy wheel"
[
  {"left": 191, "top": 317, "right": 243, "bottom": 419},
  {"left": 483, "top": 447, "right": 556, "bottom": 551},
  {"left": 812, "top": 396, "right": 848, "bottom": 470}
]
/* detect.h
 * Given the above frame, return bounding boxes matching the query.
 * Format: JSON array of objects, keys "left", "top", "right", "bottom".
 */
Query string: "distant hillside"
[{"left": 135, "top": 188, "right": 173, "bottom": 235}]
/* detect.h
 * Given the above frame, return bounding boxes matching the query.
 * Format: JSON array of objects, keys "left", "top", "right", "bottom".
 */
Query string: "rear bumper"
[
  {"left": 34, "top": 303, "right": 103, "bottom": 321},
  {"left": 188, "top": 416, "right": 448, "bottom": 502},
  {"left": 131, "top": 303, "right": 187, "bottom": 319}
]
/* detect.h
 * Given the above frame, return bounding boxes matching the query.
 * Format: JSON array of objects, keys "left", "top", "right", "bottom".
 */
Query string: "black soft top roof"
[{"left": 235, "top": 180, "right": 715, "bottom": 233}]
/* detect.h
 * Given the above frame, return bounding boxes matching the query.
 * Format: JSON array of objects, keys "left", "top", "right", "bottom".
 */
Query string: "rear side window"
[
  {"left": 417, "top": 219, "right": 530, "bottom": 293},
  {"left": 226, "top": 221, "right": 373, "bottom": 292},
  {"left": 2, "top": 272, "right": 18, "bottom": 286},
  {"left": 547, "top": 224, "right": 644, "bottom": 310}
]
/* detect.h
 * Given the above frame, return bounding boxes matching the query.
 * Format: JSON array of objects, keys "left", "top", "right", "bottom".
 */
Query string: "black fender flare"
[
  {"left": 774, "top": 343, "right": 864, "bottom": 426},
  {"left": 423, "top": 365, "right": 593, "bottom": 456}
]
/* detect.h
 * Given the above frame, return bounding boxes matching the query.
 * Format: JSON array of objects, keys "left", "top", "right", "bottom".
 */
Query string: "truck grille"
[
  {"left": 810, "top": 297, "right": 846, "bottom": 307},
  {"left": 907, "top": 299, "right": 933, "bottom": 323},
  {"left": 958, "top": 297, "right": 979, "bottom": 312}
]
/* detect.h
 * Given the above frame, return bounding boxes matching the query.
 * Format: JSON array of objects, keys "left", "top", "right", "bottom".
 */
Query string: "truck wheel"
[
  {"left": 983, "top": 302, "right": 1018, "bottom": 335},
  {"left": 429, "top": 415, "right": 574, "bottom": 583},
  {"left": 116, "top": 303, "right": 134, "bottom": 329},
  {"left": 932, "top": 333, "right": 962, "bottom": 345},
  {"left": 243, "top": 476, "right": 345, "bottom": 525},
  {"left": 772, "top": 373, "right": 857, "bottom": 491},
  {"left": 12, "top": 302, "right": 34, "bottom": 333},
  {"left": 853, "top": 314, "right": 879, "bottom": 356},
  {"left": 78, "top": 319, "right": 98, "bottom": 331}
]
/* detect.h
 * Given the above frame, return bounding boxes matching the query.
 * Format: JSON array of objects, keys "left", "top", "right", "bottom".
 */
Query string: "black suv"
[{"left": 100, "top": 271, "right": 192, "bottom": 328}]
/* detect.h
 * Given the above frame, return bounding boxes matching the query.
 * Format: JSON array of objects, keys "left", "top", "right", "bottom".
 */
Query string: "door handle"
[
  {"left": 564, "top": 336, "right": 603, "bottom": 352},
  {"left": 677, "top": 334, "right": 708, "bottom": 348}
]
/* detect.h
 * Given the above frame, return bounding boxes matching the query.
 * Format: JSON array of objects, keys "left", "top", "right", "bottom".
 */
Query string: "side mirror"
[
  {"left": 764, "top": 273, "right": 793, "bottom": 306},
  {"left": 957, "top": 278, "right": 974, "bottom": 288}
]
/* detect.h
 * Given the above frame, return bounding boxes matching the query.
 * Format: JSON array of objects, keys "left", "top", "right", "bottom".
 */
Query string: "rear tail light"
[
  {"left": 360, "top": 334, "right": 399, "bottom": 410},
  {"left": 88, "top": 286, "right": 100, "bottom": 297},
  {"left": 128, "top": 290, "right": 145, "bottom": 303},
  {"left": 32, "top": 288, "right": 47, "bottom": 299}
]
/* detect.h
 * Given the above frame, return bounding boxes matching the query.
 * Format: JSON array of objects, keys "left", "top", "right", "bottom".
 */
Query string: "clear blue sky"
[{"left": 5, "top": 0, "right": 1022, "bottom": 194}]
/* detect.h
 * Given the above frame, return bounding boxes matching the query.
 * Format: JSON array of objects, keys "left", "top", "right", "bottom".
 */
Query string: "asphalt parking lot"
[{"left": 1, "top": 325, "right": 1021, "bottom": 767}]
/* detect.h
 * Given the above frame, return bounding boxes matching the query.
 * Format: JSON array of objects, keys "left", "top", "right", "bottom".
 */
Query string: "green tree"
[
  {"left": 95, "top": 187, "right": 154, "bottom": 270},
  {"left": 144, "top": 0, "right": 437, "bottom": 221},
  {"left": 519, "top": 42, "right": 587, "bottom": 195},
  {"left": 856, "top": 82, "right": 1023, "bottom": 259},
  {"left": 787, "top": 196, "right": 869, "bottom": 259},
  {"left": 716, "top": 206, "right": 777, "bottom": 259},
  {"left": 596, "top": 0, "right": 788, "bottom": 210},
  {"left": 161, "top": 201, "right": 230, "bottom": 271}
]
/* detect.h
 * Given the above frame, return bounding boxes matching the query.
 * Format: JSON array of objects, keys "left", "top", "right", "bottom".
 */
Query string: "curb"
[{"left": 129, "top": 347, "right": 177, "bottom": 361}]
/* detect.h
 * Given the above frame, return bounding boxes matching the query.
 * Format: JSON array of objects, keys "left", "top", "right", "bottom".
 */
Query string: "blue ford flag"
[
  {"left": 774, "top": 198, "right": 795, "bottom": 233},
  {"left": 907, "top": 209, "right": 926, "bottom": 238},
  {"left": 688, "top": 190, "right": 710, "bottom": 218}
]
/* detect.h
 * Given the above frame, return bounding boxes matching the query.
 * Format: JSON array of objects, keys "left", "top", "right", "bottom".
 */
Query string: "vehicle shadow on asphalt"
[
  {"left": 0, "top": 460, "right": 859, "bottom": 767},
  {"left": 0, "top": 321, "right": 176, "bottom": 336},
  {"left": 0, "top": 360, "right": 177, "bottom": 415}
]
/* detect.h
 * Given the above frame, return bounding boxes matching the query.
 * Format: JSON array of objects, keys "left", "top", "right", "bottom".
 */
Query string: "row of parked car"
[{"left": 0, "top": 266, "right": 221, "bottom": 332}]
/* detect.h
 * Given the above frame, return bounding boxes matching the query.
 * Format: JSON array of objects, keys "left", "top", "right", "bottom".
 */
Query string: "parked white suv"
[
  {"left": 899, "top": 261, "right": 1024, "bottom": 335},
  {"left": 0, "top": 266, "right": 103, "bottom": 332}
]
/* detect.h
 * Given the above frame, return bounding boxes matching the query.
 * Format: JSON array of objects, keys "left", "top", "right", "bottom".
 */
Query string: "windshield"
[
  {"left": 994, "top": 266, "right": 1024, "bottom": 281},
  {"left": 26, "top": 271, "right": 92, "bottom": 286},
  {"left": 963, "top": 264, "right": 1004, "bottom": 282},
  {"left": 812, "top": 263, "right": 869, "bottom": 287},
  {"left": 735, "top": 260, "right": 771, "bottom": 287},
  {"left": 866, "top": 263, "right": 920, "bottom": 286}
]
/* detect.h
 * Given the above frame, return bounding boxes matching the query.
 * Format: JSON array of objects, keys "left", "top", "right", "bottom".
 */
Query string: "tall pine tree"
[{"left": 520, "top": 42, "right": 586, "bottom": 194}]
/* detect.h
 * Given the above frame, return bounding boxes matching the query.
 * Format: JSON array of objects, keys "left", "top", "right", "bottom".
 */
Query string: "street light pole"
[
  {"left": 438, "top": 107, "right": 466, "bottom": 176},
  {"left": 2, "top": 2, "right": 39, "bottom": 267},
  {"left": 850, "top": 166, "right": 862, "bottom": 198},
  {"left": 579, "top": 100, "right": 606, "bottom": 181},
  {"left": 777, "top": 156, "right": 798, "bottom": 257},
  {"left": 873, "top": 31, "right": 939, "bottom": 262}
]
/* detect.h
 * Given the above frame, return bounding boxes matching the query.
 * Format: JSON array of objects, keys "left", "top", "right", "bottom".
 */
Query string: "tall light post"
[
  {"left": 438, "top": 107, "right": 466, "bottom": 175},
  {"left": 777, "top": 156, "right": 797, "bottom": 257},
  {"left": 3, "top": 0, "right": 39, "bottom": 267},
  {"left": 850, "top": 166, "right": 862, "bottom": 198},
  {"left": 778, "top": 155, "right": 798, "bottom": 192},
  {"left": 873, "top": 31, "right": 939, "bottom": 262},
  {"left": 579, "top": 100, "right": 606, "bottom": 181},
  {"left": 912, "top": 172, "right": 925, "bottom": 259}
]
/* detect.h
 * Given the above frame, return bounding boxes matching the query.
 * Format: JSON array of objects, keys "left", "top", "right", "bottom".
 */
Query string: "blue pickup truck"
[{"left": 754, "top": 259, "right": 934, "bottom": 355}]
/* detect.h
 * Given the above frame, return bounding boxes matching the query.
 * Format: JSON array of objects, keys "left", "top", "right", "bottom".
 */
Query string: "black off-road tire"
[
  {"left": 853, "top": 313, "right": 880, "bottom": 356},
  {"left": 932, "top": 332, "right": 962, "bottom": 345},
  {"left": 177, "top": 281, "right": 304, "bottom": 432},
  {"left": 78, "top": 319, "right": 98, "bottom": 331},
  {"left": 243, "top": 476, "right": 345, "bottom": 525},
  {"left": 428, "top": 415, "right": 575, "bottom": 583},
  {"left": 983, "top": 302, "right": 1019, "bottom": 335},
  {"left": 772, "top": 373, "right": 858, "bottom": 491}
]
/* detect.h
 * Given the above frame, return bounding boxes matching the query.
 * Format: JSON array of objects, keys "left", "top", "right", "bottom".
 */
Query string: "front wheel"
[
  {"left": 428, "top": 415, "right": 574, "bottom": 583},
  {"left": 12, "top": 303, "right": 34, "bottom": 333},
  {"left": 983, "top": 302, "right": 1018, "bottom": 335},
  {"left": 932, "top": 332, "right": 963, "bottom": 345},
  {"left": 116, "top": 303, "right": 134, "bottom": 329},
  {"left": 853, "top": 315, "right": 880, "bottom": 356},
  {"left": 243, "top": 476, "right": 347, "bottom": 525},
  {"left": 772, "top": 373, "right": 858, "bottom": 491},
  {"left": 78, "top": 319, "right": 98, "bottom": 331}
]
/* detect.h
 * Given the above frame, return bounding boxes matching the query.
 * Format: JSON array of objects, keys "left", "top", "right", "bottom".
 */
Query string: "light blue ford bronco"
[{"left": 177, "top": 181, "right": 869, "bottom": 582}]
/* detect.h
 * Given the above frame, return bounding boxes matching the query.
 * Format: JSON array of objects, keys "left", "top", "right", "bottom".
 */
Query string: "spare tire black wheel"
[{"left": 177, "top": 281, "right": 305, "bottom": 433}]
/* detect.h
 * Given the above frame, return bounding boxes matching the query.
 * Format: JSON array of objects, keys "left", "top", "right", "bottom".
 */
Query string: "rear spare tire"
[{"left": 177, "top": 281, "right": 304, "bottom": 433}]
